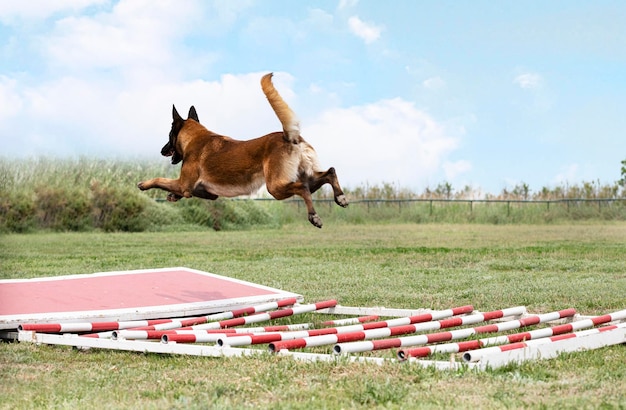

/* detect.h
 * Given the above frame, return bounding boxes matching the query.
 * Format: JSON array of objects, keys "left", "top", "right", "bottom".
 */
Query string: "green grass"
[{"left": 1, "top": 224, "right": 625, "bottom": 409}]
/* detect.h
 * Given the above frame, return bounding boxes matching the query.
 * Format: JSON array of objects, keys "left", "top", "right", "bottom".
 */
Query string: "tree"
[{"left": 619, "top": 159, "right": 626, "bottom": 187}]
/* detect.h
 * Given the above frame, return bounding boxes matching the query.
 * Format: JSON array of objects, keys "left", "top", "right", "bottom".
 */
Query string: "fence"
[
  {"left": 273, "top": 197, "right": 626, "bottom": 221},
  {"left": 283, "top": 197, "right": 625, "bottom": 213}
]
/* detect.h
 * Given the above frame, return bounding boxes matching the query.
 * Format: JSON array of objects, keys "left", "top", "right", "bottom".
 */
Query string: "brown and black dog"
[{"left": 137, "top": 73, "right": 348, "bottom": 228}]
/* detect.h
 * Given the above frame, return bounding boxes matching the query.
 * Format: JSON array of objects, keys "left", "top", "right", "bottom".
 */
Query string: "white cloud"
[
  {"left": 0, "top": 0, "right": 106, "bottom": 23},
  {"left": 302, "top": 98, "right": 459, "bottom": 189},
  {"left": 443, "top": 160, "right": 472, "bottom": 180},
  {"left": 423, "top": 76, "right": 446, "bottom": 90},
  {"left": 348, "top": 15, "right": 382, "bottom": 44},
  {"left": 43, "top": 0, "right": 202, "bottom": 74},
  {"left": 513, "top": 72, "right": 542, "bottom": 89},
  {"left": 0, "top": 76, "right": 23, "bottom": 121},
  {"left": 338, "top": 0, "right": 359, "bottom": 10},
  {"left": 306, "top": 8, "right": 334, "bottom": 27}
]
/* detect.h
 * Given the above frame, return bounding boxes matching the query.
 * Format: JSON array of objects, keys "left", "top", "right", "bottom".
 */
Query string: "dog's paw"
[
  {"left": 167, "top": 193, "right": 182, "bottom": 202},
  {"left": 308, "top": 213, "right": 323, "bottom": 228},
  {"left": 137, "top": 182, "right": 147, "bottom": 191},
  {"left": 335, "top": 194, "right": 349, "bottom": 208}
]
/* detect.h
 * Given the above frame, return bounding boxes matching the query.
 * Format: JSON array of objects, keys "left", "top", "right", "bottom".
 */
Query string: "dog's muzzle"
[{"left": 161, "top": 143, "right": 174, "bottom": 157}]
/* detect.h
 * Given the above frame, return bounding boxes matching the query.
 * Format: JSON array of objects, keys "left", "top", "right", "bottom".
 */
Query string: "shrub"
[
  {"left": 0, "top": 191, "right": 36, "bottom": 233},
  {"left": 90, "top": 182, "right": 150, "bottom": 232},
  {"left": 35, "top": 186, "right": 92, "bottom": 231}
]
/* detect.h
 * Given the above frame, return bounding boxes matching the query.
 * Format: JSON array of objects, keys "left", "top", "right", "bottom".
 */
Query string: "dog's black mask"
[{"left": 161, "top": 105, "right": 199, "bottom": 165}]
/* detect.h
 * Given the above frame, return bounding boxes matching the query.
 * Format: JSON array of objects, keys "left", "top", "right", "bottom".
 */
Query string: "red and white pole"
[
  {"left": 463, "top": 322, "right": 626, "bottom": 362},
  {"left": 50, "top": 297, "right": 299, "bottom": 338},
  {"left": 121, "top": 297, "right": 298, "bottom": 332},
  {"left": 268, "top": 305, "right": 480, "bottom": 352},
  {"left": 331, "top": 306, "right": 528, "bottom": 355},
  {"left": 118, "top": 323, "right": 312, "bottom": 342},
  {"left": 113, "top": 299, "right": 335, "bottom": 340},
  {"left": 463, "top": 308, "right": 626, "bottom": 362},
  {"left": 397, "top": 308, "right": 576, "bottom": 359}
]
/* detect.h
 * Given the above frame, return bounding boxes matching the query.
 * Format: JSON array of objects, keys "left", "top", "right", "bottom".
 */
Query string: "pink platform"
[{"left": 0, "top": 267, "right": 302, "bottom": 329}]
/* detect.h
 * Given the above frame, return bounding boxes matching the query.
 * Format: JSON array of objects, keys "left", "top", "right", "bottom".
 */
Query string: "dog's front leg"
[{"left": 137, "top": 177, "right": 190, "bottom": 200}]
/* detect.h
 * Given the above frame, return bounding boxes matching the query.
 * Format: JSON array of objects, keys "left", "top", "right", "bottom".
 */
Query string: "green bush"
[
  {"left": 0, "top": 191, "right": 36, "bottom": 233},
  {"left": 91, "top": 183, "right": 149, "bottom": 232},
  {"left": 35, "top": 186, "right": 92, "bottom": 231}
]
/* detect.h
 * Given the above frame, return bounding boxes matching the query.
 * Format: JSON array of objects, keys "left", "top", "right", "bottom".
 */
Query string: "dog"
[{"left": 137, "top": 73, "right": 348, "bottom": 228}]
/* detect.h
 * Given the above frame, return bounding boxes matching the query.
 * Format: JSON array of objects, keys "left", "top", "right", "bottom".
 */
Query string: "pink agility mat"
[{"left": 0, "top": 267, "right": 302, "bottom": 329}]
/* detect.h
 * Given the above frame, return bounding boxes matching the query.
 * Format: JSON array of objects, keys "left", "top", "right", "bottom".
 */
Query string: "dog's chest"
[{"left": 203, "top": 173, "right": 266, "bottom": 197}]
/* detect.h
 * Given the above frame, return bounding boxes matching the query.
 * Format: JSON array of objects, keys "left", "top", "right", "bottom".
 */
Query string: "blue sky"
[{"left": 1, "top": 0, "right": 625, "bottom": 196}]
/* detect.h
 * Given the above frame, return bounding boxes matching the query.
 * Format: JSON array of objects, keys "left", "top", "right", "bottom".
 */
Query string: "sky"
[{"left": 1, "top": 0, "right": 625, "bottom": 196}]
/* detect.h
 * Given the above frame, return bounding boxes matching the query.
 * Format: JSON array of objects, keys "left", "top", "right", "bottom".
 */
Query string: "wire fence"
[{"left": 272, "top": 197, "right": 626, "bottom": 215}]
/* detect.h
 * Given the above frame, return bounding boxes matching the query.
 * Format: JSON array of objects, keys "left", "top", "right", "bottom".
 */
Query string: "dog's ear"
[
  {"left": 188, "top": 106, "right": 199, "bottom": 122},
  {"left": 172, "top": 105, "right": 183, "bottom": 122}
]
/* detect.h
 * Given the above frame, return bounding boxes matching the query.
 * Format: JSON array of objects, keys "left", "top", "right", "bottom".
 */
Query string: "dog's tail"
[{"left": 261, "top": 73, "right": 300, "bottom": 144}]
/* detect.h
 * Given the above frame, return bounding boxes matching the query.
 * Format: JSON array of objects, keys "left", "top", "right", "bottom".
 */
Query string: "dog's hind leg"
[
  {"left": 167, "top": 193, "right": 183, "bottom": 202},
  {"left": 308, "top": 167, "right": 349, "bottom": 208},
  {"left": 266, "top": 180, "right": 323, "bottom": 228}
]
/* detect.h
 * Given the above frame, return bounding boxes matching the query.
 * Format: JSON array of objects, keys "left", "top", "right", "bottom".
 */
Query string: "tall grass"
[{"left": 1, "top": 157, "right": 625, "bottom": 233}]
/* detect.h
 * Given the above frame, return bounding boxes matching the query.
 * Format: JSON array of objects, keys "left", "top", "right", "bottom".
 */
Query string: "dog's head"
[{"left": 161, "top": 105, "right": 199, "bottom": 164}]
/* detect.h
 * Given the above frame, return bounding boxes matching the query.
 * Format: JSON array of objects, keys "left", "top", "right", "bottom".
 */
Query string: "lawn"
[{"left": 1, "top": 223, "right": 625, "bottom": 409}]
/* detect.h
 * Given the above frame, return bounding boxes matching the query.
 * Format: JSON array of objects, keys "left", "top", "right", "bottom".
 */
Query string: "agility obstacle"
[
  {"left": 5, "top": 301, "right": 625, "bottom": 370},
  {"left": 2, "top": 268, "right": 624, "bottom": 371}
]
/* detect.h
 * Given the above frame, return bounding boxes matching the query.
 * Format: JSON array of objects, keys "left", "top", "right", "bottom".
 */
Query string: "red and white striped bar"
[
  {"left": 332, "top": 306, "right": 527, "bottom": 355},
  {"left": 161, "top": 323, "right": 315, "bottom": 344},
  {"left": 164, "top": 318, "right": 383, "bottom": 344},
  {"left": 463, "top": 308, "right": 626, "bottom": 363},
  {"left": 397, "top": 308, "right": 576, "bottom": 359},
  {"left": 114, "top": 299, "right": 336, "bottom": 340},
  {"left": 222, "top": 306, "right": 467, "bottom": 347},
  {"left": 115, "top": 322, "right": 313, "bottom": 341},
  {"left": 164, "top": 332, "right": 248, "bottom": 344},
  {"left": 113, "top": 322, "right": 310, "bottom": 342},
  {"left": 43, "top": 297, "right": 299, "bottom": 338},
  {"left": 118, "top": 297, "right": 298, "bottom": 332},
  {"left": 268, "top": 305, "right": 476, "bottom": 352},
  {"left": 464, "top": 322, "right": 626, "bottom": 365},
  {"left": 19, "top": 318, "right": 175, "bottom": 334}
]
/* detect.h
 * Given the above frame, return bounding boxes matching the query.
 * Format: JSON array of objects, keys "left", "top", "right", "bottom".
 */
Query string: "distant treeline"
[{"left": 1, "top": 157, "right": 625, "bottom": 232}]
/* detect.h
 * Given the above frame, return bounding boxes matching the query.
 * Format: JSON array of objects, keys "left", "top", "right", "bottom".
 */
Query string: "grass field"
[{"left": 1, "top": 223, "right": 625, "bottom": 409}]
